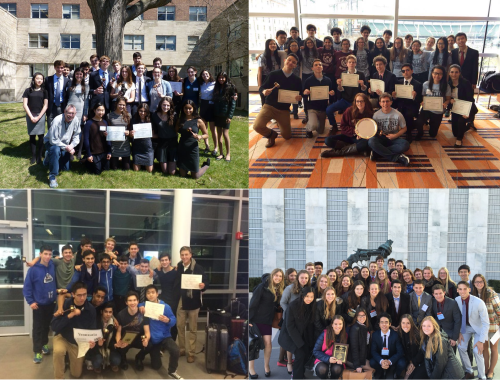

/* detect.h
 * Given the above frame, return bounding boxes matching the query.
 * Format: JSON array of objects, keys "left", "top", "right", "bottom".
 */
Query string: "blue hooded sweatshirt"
[
  {"left": 23, "top": 261, "right": 57, "bottom": 306},
  {"left": 98, "top": 265, "right": 115, "bottom": 302},
  {"left": 138, "top": 299, "right": 176, "bottom": 344}
]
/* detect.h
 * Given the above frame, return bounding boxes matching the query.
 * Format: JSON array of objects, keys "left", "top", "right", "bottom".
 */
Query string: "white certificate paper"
[
  {"left": 136, "top": 274, "right": 153, "bottom": 287},
  {"left": 310, "top": 86, "right": 329, "bottom": 101},
  {"left": 73, "top": 328, "right": 103, "bottom": 358},
  {"left": 133, "top": 123, "right": 152, "bottom": 139},
  {"left": 423, "top": 96, "right": 444, "bottom": 112},
  {"left": 370, "top": 79, "right": 385, "bottom": 93},
  {"left": 181, "top": 274, "right": 203, "bottom": 290},
  {"left": 490, "top": 329, "right": 500, "bottom": 345},
  {"left": 452, "top": 99, "right": 473, "bottom": 117},
  {"left": 277, "top": 89, "right": 299, "bottom": 104},
  {"left": 341, "top": 73, "right": 359, "bottom": 88},
  {"left": 145, "top": 301, "right": 165, "bottom": 320},
  {"left": 169, "top": 81, "right": 183, "bottom": 93},
  {"left": 395, "top": 84, "right": 414, "bottom": 100},
  {"left": 106, "top": 126, "right": 126, "bottom": 141}
]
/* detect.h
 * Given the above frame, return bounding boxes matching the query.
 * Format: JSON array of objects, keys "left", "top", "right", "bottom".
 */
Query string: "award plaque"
[{"left": 333, "top": 343, "right": 349, "bottom": 363}]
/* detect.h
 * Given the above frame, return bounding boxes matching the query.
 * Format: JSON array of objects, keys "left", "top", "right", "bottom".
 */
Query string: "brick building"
[{"left": 0, "top": 0, "right": 248, "bottom": 110}]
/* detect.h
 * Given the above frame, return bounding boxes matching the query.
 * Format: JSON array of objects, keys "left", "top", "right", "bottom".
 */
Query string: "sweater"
[
  {"left": 51, "top": 298, "right": 96, "bottom": 345},
  {"left": 339, "top": 71, "right": 367, "bottom": 103},
  {"left": 43, "top": 113, "right": 81, "bottom": 148},
  {"left": 303, "top": 75, "right": 334, "bottom": 111},
  {"left": 113, "top": 268, "right": 132, "bottom": 297},
  {"left": 259, "top": 69, "right": 302, "bottom": 111},
  {"left": 339, "top": 106, "right": 373, "bottom": 137}
]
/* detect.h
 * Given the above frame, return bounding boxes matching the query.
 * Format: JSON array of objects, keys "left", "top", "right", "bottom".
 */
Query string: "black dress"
[
  {"left": 132, "top": 121, "right": 154, "bottom": 166},
  {"left": 151, "top": 112, "right": 178, "bottom": 163},
  {"left": 177, "top": 118, "right": 200, "bottom": 173}
]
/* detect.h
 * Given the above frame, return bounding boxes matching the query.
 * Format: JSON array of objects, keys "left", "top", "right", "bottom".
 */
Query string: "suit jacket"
[
  {"left": 409, "top": 291, "right": 433, "bottom": 325},
  {"left": 432, "top": 296, "right": 461, "bottom": 341},
  {"left": 371, "top": 329, "right": 404, "bottom": 366},
  {"left": 451, "top": 47, "right": 479, "bottom": 86},
  {"left": 386, "top": 292, "right": 411, "bottom": 327},
  {"left": 455, "top": 294, "right": 490, "bottom": 343},
  {"left": 369, "top": 70, "right": 397, "bottom": 99},
  {"left": 88, "top": 70, "right": 111, "bottom": 110},
  {"left": 45, "top": 75, "right": 70, "bottom": 110},
  {"left": 394, "top": 77, "right": 423, "bottom": 112},
  {"left": 133, "top": 75, "right": 152, "bottom": 105}
]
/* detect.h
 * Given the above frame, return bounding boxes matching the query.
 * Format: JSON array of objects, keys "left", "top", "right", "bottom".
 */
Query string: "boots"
[
  {"left": 321, "top": 143, "right": 358, "bottom": 158},
  {"left": 265, "top": 129, "right": 279, "bottom": 148}
]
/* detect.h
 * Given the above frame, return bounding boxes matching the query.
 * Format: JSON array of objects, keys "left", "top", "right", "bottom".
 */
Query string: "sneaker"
[
  {"left": 41, "top": 345, "right": 50, "bottom": 355},
  {"left": 86, "top": 360, "right": 93, "bottom": 371},
  {"left": 187, "top": 355, "right": 195, "bottom": 363},
  {"left": 169, "top": 371, "right": 184, "bottom": 379},
  {"left": 397, "top": 154, "right": 410, "bottom": 167},
  {"left": 49, "top": 179, "right": 58, "bottom": 188},
  {"left": 33, "top": 353, "right": 42, "bottom": 364},
  {"left": 370, "top": 151, "right": 377, "bottom": 162},
  {"left": 444, "top": 109, "right": 450, "bottom": 117},
  {"left": 305, "top": 131, "right": 313, "bottom": 138}
]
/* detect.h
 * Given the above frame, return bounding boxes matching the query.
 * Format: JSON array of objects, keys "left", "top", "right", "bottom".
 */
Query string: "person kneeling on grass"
[
  {"left": 43, "top": 104, "right": 81, "bottom": 188},
  {"left": 138, "top": 285, "right": 184, "bottom": 379},
  {"left": 368, "top": 93, "right": 410, "bottom": 167}
]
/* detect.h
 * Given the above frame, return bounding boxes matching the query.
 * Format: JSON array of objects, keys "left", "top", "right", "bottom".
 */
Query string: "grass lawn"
[{"left": 0, "top": 103, "right": 248, "bottom": 189}]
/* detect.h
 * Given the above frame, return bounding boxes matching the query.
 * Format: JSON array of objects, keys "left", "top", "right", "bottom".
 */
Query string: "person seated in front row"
[
  {"left": 43, "top": 104, "right": 81, "bottom": 188},
  {"left": 322, "top": 93, "right": 372, "bottom": 158},
  {"left": 313, "top": 315, "right": 348, "bottom": 379},
  {"left": 368, "top": 93, "right": 410, "bottom": 166},
  {"left": 368, "top": 56, "right": 397, "bottom": 110},
  {"left": 89, "top": 302, "right": 121, "bottom": 373}
]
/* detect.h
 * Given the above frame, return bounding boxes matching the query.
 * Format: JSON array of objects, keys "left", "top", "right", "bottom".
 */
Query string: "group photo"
[
  {"left": 0, "top": 189, "right": 249, "bottom": 379},
  {"left": 248, "top": 0, "right": 500, "bottom": 188},
  {"left": 248, "top": 188, "right": 500, "bottom": 379},
  {"left": 0, "top": 0, "right": 249, "bottom": 189}
]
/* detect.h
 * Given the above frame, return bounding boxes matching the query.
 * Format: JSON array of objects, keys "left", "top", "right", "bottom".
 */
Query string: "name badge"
[
  {"left": 422, "top": 304, "right": 428, "bottom": 312},
  {"left": 437, "top": 312, "right": 445, "bottom": 320},
  {"left": 382, "top": 348, "right": 389, "bottom": 356},
  {"left": 193, "top": 88, "right": 199, "bottom": 91},
  {"left": 370, "top": 309, "right": 377, "bottom": 318},
  {"left": 99, "top": 126, "right": 106, "bottom": 131}
]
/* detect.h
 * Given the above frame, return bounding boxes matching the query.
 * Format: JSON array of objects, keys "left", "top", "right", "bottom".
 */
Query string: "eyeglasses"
[
  {"left": 474, "top": 281, "right": 484, "bottom": 284},
  {"left": 401, "top": 69, "right": 410, "bottom": 73}
]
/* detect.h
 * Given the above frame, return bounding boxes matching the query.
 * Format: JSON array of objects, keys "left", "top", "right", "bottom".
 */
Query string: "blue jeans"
[
  {"left": 43, "top": 143, "right": 71, "bottom": 180},
  {"left": 326, "top": 98, "right": 352, "bottom": 126},
  {"left": 92, "top": 350, "right": 121, "bottom": 369},
  {"left": 368, "top": 136, "right": 410, "bottom": 162}
]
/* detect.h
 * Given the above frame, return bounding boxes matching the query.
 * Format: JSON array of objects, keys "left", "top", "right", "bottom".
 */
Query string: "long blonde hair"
[
  {"left": 437, "top": 267, "right": 456, "bottom": 294},
  {"left": 268, "top": 268, "right": 285, "bottom": 302},
  {"left": 317, "top": 274, "right": 331, "bottom": 297},
  {"left": 420, "top": 316, "right": 443, "bottom": 359},
  {"left": 390, "top": 37, "right": 408, "bottom": 63},
  {"left": 322, "top": 287, "right": 337, "bottom": 321},
  {"left": 376, "top": 268, "right": 391, "bottom": 294}
]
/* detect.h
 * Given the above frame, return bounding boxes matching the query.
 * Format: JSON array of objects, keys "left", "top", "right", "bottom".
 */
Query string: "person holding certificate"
[
  {"left": 130, "top": 259, "right": 158, "bottom": 303},
  {"left": 130, "top": 104, "right": 154, "bottom": 172},
  {"left": 448, "top": 64, "right": 478, "bottom": 147},
  {"left": 173, "top": 246, "right": 209, "bottom": 364},
  {"left": 368, "top": 56, "right": 397, "bottom": 110},
  {"left": 303, "top": 59, "right": 335, "bottom": 138},
  {"left": 391, "top": 63, "right": 423, "bottom": 144},
  {"left": 312, "top": 315, "right": 348, "bottom": 379},
  {"left": 415, "top": 65, "right": 451, "bottom": 140},
  {"left": 253, "top": 54, "right": 302, "bottom": 148},
  {"left": 151, "top": 97, "right": 178, "bottom": 175},
  {"left": 369, "top": 93, "right": 410, "bottom": 166},
  {"left": 106, "top": 97, "right": 132, "bottom": 170},
  {"left": 325, "top": 55, "right": 367, "bottom": 131}
]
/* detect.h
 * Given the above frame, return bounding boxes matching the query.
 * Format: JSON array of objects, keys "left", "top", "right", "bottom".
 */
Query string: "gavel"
[
  {"left": 61, "top": 305, "right": 76, "bottom": 314},
  {"left": 271, "top": 82, "right": 280, "bottom": 91}
]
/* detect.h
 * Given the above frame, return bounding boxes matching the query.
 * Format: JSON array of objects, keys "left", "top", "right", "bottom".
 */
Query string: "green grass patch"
[{"left": 0, "top": 103, "right": 248, "bottom": 189}]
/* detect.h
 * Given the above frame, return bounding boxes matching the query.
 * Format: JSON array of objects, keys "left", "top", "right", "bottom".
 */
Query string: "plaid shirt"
[{"left": 486, "top": 288, "right": 500, "bottom": 333}]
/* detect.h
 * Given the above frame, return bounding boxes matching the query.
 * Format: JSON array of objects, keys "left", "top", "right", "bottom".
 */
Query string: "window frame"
[
  {"left": 158, "top": 5, "right": 175, "bottom": 21},
  {"left": 60, "top": 33, "right": 80, "bottom": 49},
  {"left": 62, "top": 4, "right": 80, "bottom": 19},
  {"left": 124, "top": 34, "right": 144, "bottom": 51},
  {"left": 156, "top": 35, "right": 176, "bottom": 51},
  {"left": 31, "top": 3, "right": 48, "bottom": 19},
  {"left": 28, "top": 33, "right": 49, "bottom": 49},
  {"left": 189, "top": 6, "right": 207, "bottom": 22},
  {"left": 187, "top": 36, "right": 199, "bottom": 51},
  {"left": 0, "top": 3, "right": 16, "bottom": 16}
]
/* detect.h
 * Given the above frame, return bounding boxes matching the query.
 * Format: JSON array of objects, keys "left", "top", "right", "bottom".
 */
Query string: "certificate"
[
  {"left": 333, "top": 343, "right": 349, "bottom": 363},
  {"left": 423, "top": 96, "right": 443, "bottom": 112},
  {"left": 133, "top": 123, "right": 152, "bottom": 139},
  {"left": 277, "top": 89, "right": 299, "bottom": 104},
  {"left": 452, "top": 99, "right": 473, "bottom": 117},
  {"left": 370, "top": 79, "right": 385, "bottom": 93},
  {"left": 106, "top": 126, "right": 126, "bottom": 141},
  {"left": 121, "top": 331, "right": 139, "bottom": 344},
  {"left": 490, "top": 329, "right": 500, "bottom": 345},
  {"left": 181, "top": 274, "right": 203, "bottom": 290},
  {"left": 169, "top": 81, "right": 183, "bottom": 93},
  {"left": 136, "top": 274, "right": 153, "bottom": 288},
  {"left": 73, "top": 328, "right": 103, "bottom": 358},
  {"left": 310, "top": 86, "right": 329, "bottom": 101},
  {"left": 395, "top": 84, "right": 414, "bottom": 100},
  {"left": 145, "top": 301, "right": 165, "bottom": 320},
  {"left": 341, "top": 73, "right": 359, "bottom": 88}
]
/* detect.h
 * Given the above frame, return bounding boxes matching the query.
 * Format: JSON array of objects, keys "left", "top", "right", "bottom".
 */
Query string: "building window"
[
  {"left": 230, "top": 57, "right": 244, "bottom": 78},
  {"left": 0, "top": 3, "right": 16, "bottom": 16},
  {"left": 60, "top": 34, "right": 80, "bottom": 49},
  {"left": 249, "top": 189, "right": 263, "bottom": 278},
  {"left": 31, "top": 4, "right": 48, "bottom": 18},
  {"left": 124, "top": 35, "right": 144, "bottom": 50},
  {"left": 487, "top": 189, "right": 500, "bottom": 280},
  {"left": 214, "top": 64, "right": 223, "bottom": 75},
  {"left": 92, "top": 34, "right": 96, "bottom": 49},
  {"left": 327, "top": 189, "right": 348, "bottom": 269},
  {"left": 284, "top": 189, "right": 306, "bottom": 270},
  {"left": 156, "top": 35, "right": 175, "bottom": 51},
  {"left": 447, "top": 189, "right": 469, "bottom": 283},
  {"left": 214, "top": 31, "right": 221, "bottom": 49},
  {"left": 29, "top": 64, "right": 49, "bottom": 78},
  {"left": 158, "top": 6, "right": 175, "bottom": 20},
  {"left": 228, "top": 22, "right": 242, "bottom": 43},
  {"left": 189, "top": 6, "right": 206, "bottom": 21},
  {"left": 407, "top": 189, "right": 429, "bottom": 269},
  {"left": 368, "top": 189, "right": 389, "bottom": 250},
  {"left": 187, "top": 36, "right": 198, "bottom": 51},
  {"left": 29, "top": 34, "right": 48, "bottom": 49},
  {"left": 62, "top": 4, "right": 79, "bottom": 19}
]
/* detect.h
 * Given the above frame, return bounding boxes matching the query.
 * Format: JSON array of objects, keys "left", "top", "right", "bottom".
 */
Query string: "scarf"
[{"left": 184, "top": 258, "right": 197, "bottom": 299}]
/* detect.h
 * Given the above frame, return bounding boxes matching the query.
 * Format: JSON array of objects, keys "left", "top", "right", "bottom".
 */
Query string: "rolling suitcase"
[{"left": 205, "top": 324, "right": 229, "bottom": 374}]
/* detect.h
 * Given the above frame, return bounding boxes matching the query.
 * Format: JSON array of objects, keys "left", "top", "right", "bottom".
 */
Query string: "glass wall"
[{"left": 0, "top": 190, "right": 27, "bottom": 222}]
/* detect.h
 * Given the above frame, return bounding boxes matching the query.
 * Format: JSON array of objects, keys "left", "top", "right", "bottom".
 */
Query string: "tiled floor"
[{"left": 249, "top": 94, "right": 500, "bottom": 188}]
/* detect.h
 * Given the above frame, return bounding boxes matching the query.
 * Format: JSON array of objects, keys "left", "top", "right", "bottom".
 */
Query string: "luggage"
[
  {"left": 227, "top": 338, "right": 248, "bottom": 375},
  {"left": 208, "top": 309, "right": 232, "bottom": 329},
  {"left": 342, "top": 369, "right": 373, "bottom": 380},
  {"left": 479, "top": 71, "right": 500, "bottom": 94},
  {"left": 231, "top": 318, "right": 247, "bottom": 341},
  {"left": 227, "top": 298, "right": 248, "bottom": 319},
  {"left": 205, "top": 324, "right": 229, "bottom": 374}
]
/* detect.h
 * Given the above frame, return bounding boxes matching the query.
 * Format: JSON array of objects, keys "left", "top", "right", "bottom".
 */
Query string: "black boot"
[{"left": 321, "top": 143, "right": 357, "bottom": 157}]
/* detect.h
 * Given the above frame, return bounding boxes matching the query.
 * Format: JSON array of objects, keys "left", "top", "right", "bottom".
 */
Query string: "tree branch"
[{"left": 125, "top": 0, "right": 172, "bottom": 22}]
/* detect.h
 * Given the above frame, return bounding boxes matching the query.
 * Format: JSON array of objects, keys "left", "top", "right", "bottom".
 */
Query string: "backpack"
[
  {"left": 479, "top": 71, "right": 500, "bottom": 94},
  {"left": 227, "top": 338, "right": 248, "bottom": 376}
]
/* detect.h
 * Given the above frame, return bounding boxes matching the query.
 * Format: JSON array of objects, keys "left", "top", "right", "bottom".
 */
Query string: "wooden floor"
[{"left": 249, "top": 93, "right": 500, "bottom": 188}]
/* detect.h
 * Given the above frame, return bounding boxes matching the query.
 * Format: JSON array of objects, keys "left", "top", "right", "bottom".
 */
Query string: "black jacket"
[
  {"left": 424, "top": 279, "right": 439, "bottom": 296},
  {"left": 174, "top": 260, "right": 209, "bottom": 310},
  {"left": 89, "top": 70, "right": 112, "bottom": 110},
  {"left": 393, "top": 77, "right": 423, "bottom": 113},
  {"left": 431, "top": 296, "right": 461, "bottom": 341},
  {"left": 51, "top": 298, "right": 96, "bottom": 345},
  {"left": 340, "top": 290, "right": 362, "bottom": 325},
  {"left": 314, "top": 298, "right": 344, "bottom": 340},
  {"left": 249, "top": 274, "right": 280, "bottom": 325},
  {"left": 348, "top": 322, "right": 370, "bottom": 369},
  {"left": 451, "top": 47, "right": 479, "bottom": 86},
  {"left": 424, "top": 332, "right": 465, "bottom": 379},
  {"left": 386, "top": 292, "right": 411, "bottom": 327},
  {"left": 400, "top": 330, "right": 428, "bottom": 379},
  {"left": 369, "top": 70, "right": 397, "bottom": 99},
  {"left": 278, "top": 297, "right": 316, "bottom": 354},
  {"left": 45, "top": 75, "right": 70, "bottom": 110},
  {"left": 339, "top": 71, "right": 367, "bottom": 103},
  {"left": 249, "top": 323, "right": 264, "bottom": 361},
  {"left": 303, "top": 74, "right": 334, "bottom": 111},
  {"left": 449, "top": 77, "right": 478, "bottom": 120}
]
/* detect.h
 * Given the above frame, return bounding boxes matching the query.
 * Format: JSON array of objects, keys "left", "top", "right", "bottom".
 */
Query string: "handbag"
[
  {"left": 341, "top": 369, "right": 373, "bottom": 380},
  {"left": 272, "top": 311, "right": 283, "bottom": 329}
]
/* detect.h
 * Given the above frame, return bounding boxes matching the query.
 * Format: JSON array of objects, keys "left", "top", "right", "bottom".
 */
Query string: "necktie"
[
  {"left": 461, "top": 301, "right": 467, "bottom": 334},
  {"left": 418, "top": 295, "right": 421, "bottom": 308},
  {"left": 460, "top": 51, "right": 465, "bottom": 66},
  {"left": 55, "top": 77, "right": 61, "bottom": 106},
  {"left": 140, "top": 285, "right": 146, "bottom": 303},
  {"left": 138, "top": 79, "right": 142, "bottom": 105},
  {"left": 383, "top": 334, "right": 387, "bottom": 348},
  {"left": 395, "top": 297, "right": 399, "bottom": 313},
  {"left": 405, "top": 80, "right": 408, "bottom": 85}
]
